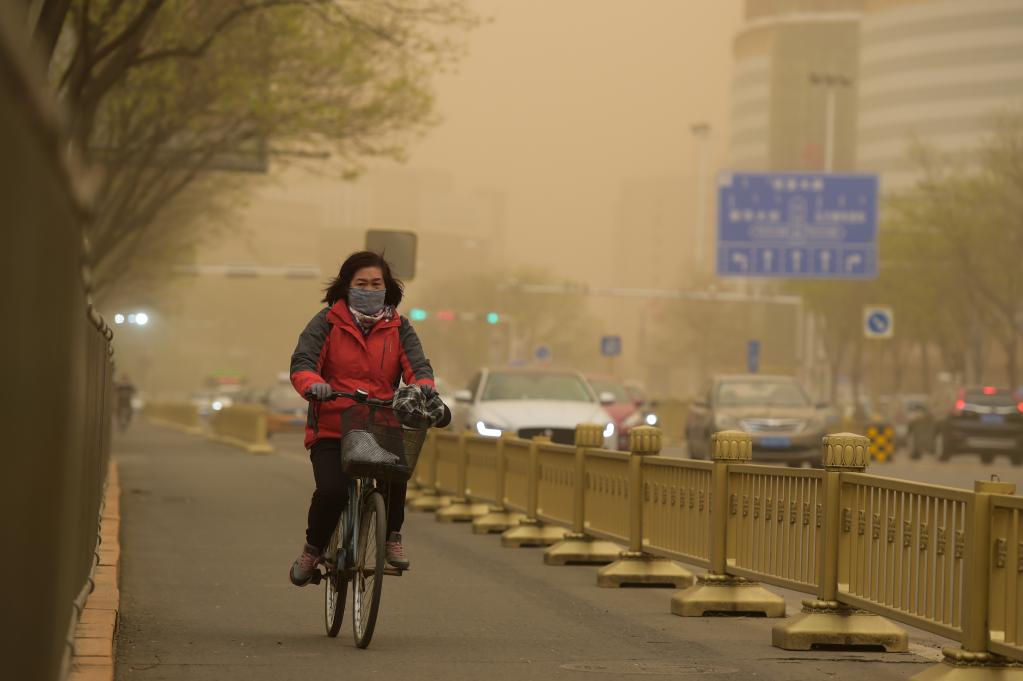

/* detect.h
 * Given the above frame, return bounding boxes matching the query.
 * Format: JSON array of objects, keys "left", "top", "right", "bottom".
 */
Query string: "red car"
[{"left": 585, "top": 375, "right": 643, "bottom": 450}]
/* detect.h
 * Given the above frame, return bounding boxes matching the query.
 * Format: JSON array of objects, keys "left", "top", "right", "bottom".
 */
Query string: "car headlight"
[
  {"left": 644, "top": 413, "right": 658, "bottom": 426},
  {"left": 604, "top": 422, "right": 615, "bottom": 438},
  {"left": 714, "top": 413, "right": 739, "bottom": 430},
  {"left": 475, "top": 420, "right": 503, "bottom": 437},
  {"left": 211, "top": 400, "right": 223, "bottom": 411}
]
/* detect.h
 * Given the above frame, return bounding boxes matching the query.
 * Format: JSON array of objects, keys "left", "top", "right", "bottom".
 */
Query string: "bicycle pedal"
[
  {"left": 383, "top": 566, "right": 405, "bottom": 577},
  {"left": 308, "top": 570, "right": 324, "bottom": 585}
]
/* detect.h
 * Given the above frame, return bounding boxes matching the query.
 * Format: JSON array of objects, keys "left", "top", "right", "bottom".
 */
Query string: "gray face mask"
[{"left": 348, "top": 287, "right": 386, "bottom": 315}]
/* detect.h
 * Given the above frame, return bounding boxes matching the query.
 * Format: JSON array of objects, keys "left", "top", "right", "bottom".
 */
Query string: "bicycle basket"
[{"left": 339, "top": 403, "right": 428, "bottom": 482}]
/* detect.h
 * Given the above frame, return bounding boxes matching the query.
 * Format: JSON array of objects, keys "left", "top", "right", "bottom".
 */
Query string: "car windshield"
[
  {"left": 963, "top": 390, "right": 1017, "bottom": 407},
  {"left": 588, "top": 378, "right": 630, "bottom": 403},
  {"left": 482, "top": 373, "right": 593, "bottom": 402},
  {"left": 716, "top": 380, "right": 810, "bottom": 408}
]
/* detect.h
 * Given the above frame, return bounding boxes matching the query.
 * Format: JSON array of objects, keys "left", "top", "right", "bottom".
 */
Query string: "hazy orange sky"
[{"left": 399, "top": 0, "right": 743, "bottom": 277}]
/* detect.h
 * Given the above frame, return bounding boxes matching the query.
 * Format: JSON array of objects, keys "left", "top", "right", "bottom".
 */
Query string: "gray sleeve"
[
  {"left": 398, "top": 316, "right": 435, "bottom": 384},
  {"left": 290, "top": 308, "right": 330, "bottom": 379}
]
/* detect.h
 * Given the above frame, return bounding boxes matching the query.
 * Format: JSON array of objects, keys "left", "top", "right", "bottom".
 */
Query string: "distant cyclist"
[
  {"left": 114, "top": 374, "right": 136, "bottom": 431},
  {"left": 288, "top": 251, "right": 445, "bottom": 586}
]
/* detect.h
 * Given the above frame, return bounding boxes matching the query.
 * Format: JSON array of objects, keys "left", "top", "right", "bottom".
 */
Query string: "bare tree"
[{"left": 35, "top": 0, "right": 476, "bottom": 299}]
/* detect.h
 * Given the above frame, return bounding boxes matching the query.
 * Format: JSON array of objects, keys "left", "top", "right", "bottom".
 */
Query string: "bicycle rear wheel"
[
  {"left": 352, "top": 489, "right": 386, "bottom": 648},
  {"left": 324, "top": 519, "right": 348, "bottom": 637}
]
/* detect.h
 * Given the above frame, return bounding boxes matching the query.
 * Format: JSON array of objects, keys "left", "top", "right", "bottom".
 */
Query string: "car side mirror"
[
  {"left": 454, "top": 389, "right": 473, "bottom": 404},
  {"left": 598, "top": 391, "right": 616, "bottom": 406}
]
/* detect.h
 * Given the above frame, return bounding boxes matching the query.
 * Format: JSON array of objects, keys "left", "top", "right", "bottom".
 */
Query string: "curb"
[{"left": 69, "top": 459, "right": 120, "bottom": 681}]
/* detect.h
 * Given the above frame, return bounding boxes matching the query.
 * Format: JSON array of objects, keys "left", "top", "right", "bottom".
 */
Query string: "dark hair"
[{"left": 322, "top": 251, "right": 404, "bottom": 307}]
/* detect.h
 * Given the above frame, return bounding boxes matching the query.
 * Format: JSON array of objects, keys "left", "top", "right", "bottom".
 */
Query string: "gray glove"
[{"left": 306, "top": 382, "right": 333, "bottom": 401}]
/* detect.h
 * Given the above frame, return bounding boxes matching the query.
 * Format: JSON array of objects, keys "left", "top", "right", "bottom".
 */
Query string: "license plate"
[
  {"left": 759, "top": 436, "right": 791, "bottom": 448},
  {"left": 981, "top": 414, "right": 1005, "bottom": 424}
]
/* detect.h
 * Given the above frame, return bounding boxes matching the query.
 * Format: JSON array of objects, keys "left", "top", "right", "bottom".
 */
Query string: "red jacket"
[{"left": 290, "top": 302, "right": 435, "bottom": 448}]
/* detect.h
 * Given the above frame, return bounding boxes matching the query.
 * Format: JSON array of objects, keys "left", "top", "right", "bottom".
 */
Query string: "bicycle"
[
  {"left": 116, "top": 401, "right": 133, "bottom": 432},
  {"left": 304, "top": 388, "right": 431, "bottom": 648}
]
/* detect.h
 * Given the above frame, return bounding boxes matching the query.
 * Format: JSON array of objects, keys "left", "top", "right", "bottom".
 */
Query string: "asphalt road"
[{"left": 116, "top": 424, "right": 950, "bottom": 681}]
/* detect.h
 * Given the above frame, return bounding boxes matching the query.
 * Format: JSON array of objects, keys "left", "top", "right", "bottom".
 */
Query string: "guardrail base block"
[
  {"left": 407, "top": 492, "right": 452, "bottom": 512},
  {"left": 597, "top": 552, "right": 693, "bottom": 588},
  {"left": 501, "top": 517, "right": 566, "bottom": 547},
  {"left": 672, "top": 573, "right": 785, "bottom": 617},
  {"left": 435, "top": 498, "right": 490, "bottom": 523},
  {"left": 473, "top": 508, "right": 526, "bottom": 534},
  {"left": 772, "top": 600, "right": 907, "bottom": 650},
  {"left": 910, "top": 649, "right": 1023, "bottom": 680},
  {"left": 544, "top": 533, "right": 622, "bottom": 565}
]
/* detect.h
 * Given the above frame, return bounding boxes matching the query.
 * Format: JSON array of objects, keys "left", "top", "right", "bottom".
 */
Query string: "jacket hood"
[{"left": 327, "top": 301, "right": 400, "bottom": 332}]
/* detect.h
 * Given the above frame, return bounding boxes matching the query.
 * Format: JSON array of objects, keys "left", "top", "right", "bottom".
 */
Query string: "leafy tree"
[
  {"left": 887, "top": 112, "right": 1023, "bottom": 388},
  {"left": 31, "top": 0, "right": 476, "bottom": 299},
  {"left": 788, "top": 109, "right": 1023, "bottom": 394}
]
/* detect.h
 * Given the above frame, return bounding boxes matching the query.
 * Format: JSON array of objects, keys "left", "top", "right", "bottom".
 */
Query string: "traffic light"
[
  {"left": 486, "top": 312, "right": 500, "bottom": 325},
  {"left": 436, "top": 310, "right": 456, "bottom": 321},
  {"left": 409, "top": 308, "right": 428, "bottom": 321}
]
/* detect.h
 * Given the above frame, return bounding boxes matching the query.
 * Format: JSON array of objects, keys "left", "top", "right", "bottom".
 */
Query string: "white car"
[{"left": 452, "top": 368, "right": 617, "bottom": 448}]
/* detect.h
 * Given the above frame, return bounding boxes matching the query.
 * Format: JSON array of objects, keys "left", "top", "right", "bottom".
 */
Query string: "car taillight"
[
  {"left": 1018, "top": 402, "right": 1023, "bottom": 414},
  {"left": 954, "top": 399, "right": 965, "bottom": 412},
  {"left": 983, "top": 386, "right": 997, "bottom": 395}
]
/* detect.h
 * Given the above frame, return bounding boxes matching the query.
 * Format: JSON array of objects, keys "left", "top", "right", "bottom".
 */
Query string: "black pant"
[{"left": 306, "top": 438, "right": 407, "bottom": 551}]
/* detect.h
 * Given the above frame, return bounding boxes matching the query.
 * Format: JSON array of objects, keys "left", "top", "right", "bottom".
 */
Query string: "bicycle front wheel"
[
  {"left": 324, "top": 519, "right": 348, "bottom": 637},
  {"left": 352, "top": 489, "right": 386, "bottom": 648}
]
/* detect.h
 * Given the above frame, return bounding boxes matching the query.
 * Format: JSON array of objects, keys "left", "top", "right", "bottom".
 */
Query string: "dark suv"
[{"left": 938, "top": 387, "right": 1023, "bottom": 465}]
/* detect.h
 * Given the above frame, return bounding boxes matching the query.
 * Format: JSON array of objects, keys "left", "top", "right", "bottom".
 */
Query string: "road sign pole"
[{"left": 824, "top": 88, "right": 836, "bottom": 172}]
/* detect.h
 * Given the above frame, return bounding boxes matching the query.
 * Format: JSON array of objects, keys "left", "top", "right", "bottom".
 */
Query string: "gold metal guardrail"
[
  {"left": 209, "top": 404, "right": 272, "bottom": 454},
  {"left": 412, "top": 425, "right": 1023, "bottom": 679},
  {"left": 990, "top": 493, "right": 1023, "bottom": 661},
  {"left": 143, "top": 401, "right": 203, "bottom": 434}
]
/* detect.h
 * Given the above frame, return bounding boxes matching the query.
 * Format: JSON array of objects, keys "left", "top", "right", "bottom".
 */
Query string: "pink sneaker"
[
  {"left": 289, "top": 543, "right": 321, "bottom": 586},
  {"left": 385, "top": 532, "right": 409, "bottom": 570}
]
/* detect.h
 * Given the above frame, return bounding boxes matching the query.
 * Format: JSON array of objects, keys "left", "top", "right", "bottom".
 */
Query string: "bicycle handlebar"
[{"left": 305, "top": 388, "right": 392, "bottom": 407}]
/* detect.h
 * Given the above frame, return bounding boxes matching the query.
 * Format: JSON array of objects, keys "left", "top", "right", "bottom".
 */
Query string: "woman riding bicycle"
[{"left": 288, "top": 251, "right": 445, "bottom": 586}]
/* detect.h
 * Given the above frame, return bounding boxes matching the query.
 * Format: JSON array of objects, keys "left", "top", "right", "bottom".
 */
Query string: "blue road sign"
[
  {"left": 747, "top": 340, "right": 760, "bottom": 374},
  {"left": 534, "top": 345, "right": 552, "bottom": 361},
  {"left": 600, "top": 336, "right": 622, "bottom": 358},
  {"left": 863, "top": 306, "right": 894, "bottom": 339},
  {"left": 717, "top": 172, "right": 879, "bottom": 279}
]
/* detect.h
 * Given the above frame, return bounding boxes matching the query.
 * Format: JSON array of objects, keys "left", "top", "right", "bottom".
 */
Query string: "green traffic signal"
[
  {"left": 410, "top": 308, "right": 428, "bottom": 321},
  {"left": 486, "top": 312, "right": 500, "bottom": 325}
]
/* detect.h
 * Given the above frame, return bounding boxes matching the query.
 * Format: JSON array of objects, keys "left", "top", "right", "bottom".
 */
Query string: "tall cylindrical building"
[{"left": 729, "top": 0, "right": 863, "bottom": 172}]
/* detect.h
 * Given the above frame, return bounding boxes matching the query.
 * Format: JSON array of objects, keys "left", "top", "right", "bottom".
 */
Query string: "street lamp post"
[
  {"left": 808, "top": 73, "right": 853, "bottom": 172},
  {"left": 690, "top": 122, "right": 711, "bottom": 275}
]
